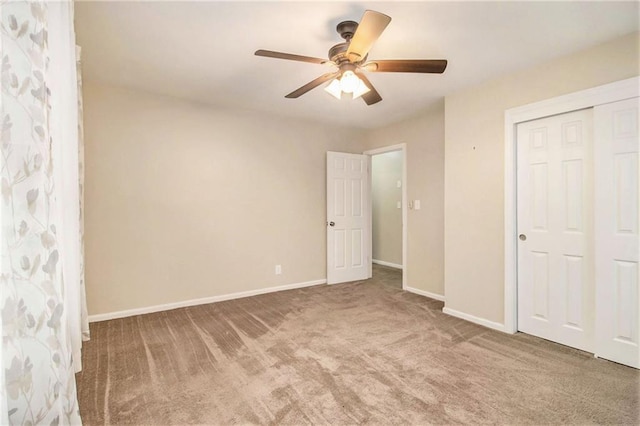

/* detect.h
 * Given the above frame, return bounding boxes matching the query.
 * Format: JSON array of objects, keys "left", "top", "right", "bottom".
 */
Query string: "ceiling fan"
[{"left": 255, "top": 10, "right": 447, "bottom": 105}]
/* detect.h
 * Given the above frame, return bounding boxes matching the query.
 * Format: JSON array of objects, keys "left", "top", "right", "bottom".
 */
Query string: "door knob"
[
  {"left": 519, "top": 234, "right": 527, "bottom": 241},
  {"left": 329, "top": 221, "right": 335, "bottom": 227}
]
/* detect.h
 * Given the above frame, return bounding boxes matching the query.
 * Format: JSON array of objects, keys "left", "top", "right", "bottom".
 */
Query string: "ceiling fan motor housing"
[{"left": 328, "top": 42, "right": 348, "bottom": 63}]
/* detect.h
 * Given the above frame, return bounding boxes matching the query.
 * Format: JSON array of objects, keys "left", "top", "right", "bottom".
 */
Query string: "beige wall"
[
  {"left": 84, "top": 31, "right": 637, "bottom": 319},
  {"left": 363, "top": 102, "right": 445, "bottom": 296},
  {"left": 371, "top": 151, "right": 403, "bottom": 266},
  {"left": 83, "top": 84, "right": 364, "bottom": 315},
  {"left": 444, "top": 31, "right": 640, "bottom": 324}
]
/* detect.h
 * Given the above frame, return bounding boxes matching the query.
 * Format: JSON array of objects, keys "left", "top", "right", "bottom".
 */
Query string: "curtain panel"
[
  {"left": 1, "top": 1, "right": 86, "bottom": 424},
  {"left": 76, "top": 46, "right": 89, "bottom": 346}
]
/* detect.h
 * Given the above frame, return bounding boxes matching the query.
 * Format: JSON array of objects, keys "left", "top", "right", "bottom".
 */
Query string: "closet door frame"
[{"left": 504, "top": 76, "right": 639, "bottom": 335}]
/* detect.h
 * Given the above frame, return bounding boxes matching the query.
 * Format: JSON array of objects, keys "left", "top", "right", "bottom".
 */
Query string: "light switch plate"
[
  {"left": 414, "top": 200, "right": 421, "bottom": 210},
  {"left": 397, "top": 180, "right": 402, "bottom": 188},
  {"left": 396, "top": 201, "right": 401, "bottom": 209}
]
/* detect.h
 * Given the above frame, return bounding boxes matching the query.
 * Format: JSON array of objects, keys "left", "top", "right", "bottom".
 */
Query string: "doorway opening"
[{"left": 365, "top": 144, "right": 407, "bottom": 290}]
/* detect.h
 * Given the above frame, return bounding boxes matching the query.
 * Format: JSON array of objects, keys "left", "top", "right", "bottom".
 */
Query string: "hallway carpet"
[{"left": 77, "top": 266, "right": 639, "bottom": 424}]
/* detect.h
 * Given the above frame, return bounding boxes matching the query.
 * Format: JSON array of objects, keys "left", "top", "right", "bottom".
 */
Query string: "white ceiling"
[{"left": 75, "top": 1, "right": 639, "bottom": 129}]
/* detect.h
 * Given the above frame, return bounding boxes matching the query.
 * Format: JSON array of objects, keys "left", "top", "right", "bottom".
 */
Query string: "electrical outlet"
[{"left": 275, "top": 265, "right": 282, "bottom": 275}]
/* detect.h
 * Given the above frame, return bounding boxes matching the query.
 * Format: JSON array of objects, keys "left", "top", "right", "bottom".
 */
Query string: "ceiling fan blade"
[
  {"left": 365, "top": 59, "right": 448, "bottom": 74},
  {"left": 255, "top": 49, "right": 328, "bottom": 65},
  {"left": 357, "top": 73, "right": 382, "bottom": 105},
  {"left": 285, "top": 72, "right": 340, "bottom": 98},
  {"left": 346, "top": 10, "right": 391, "bottom": 63}
]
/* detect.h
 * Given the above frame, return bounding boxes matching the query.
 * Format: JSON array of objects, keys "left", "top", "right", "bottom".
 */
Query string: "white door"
[
  {"left": 327, "top": 152, "right": 370, "bottom": 284},
  {"left": 594, "top": 98, "right": 639, "bottom": 368},
  {"left": 517, "top": 109, "right": 594, "bottom": 352}
]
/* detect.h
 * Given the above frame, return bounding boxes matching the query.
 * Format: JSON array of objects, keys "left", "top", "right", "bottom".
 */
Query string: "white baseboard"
[
  {"left": 442, "top": 307, "right": 507, "bottom": 333},
  {"left": 372, "top": 259, "right": 403, "bottom": 270},
  {"left": 405, "top": 286, "right": 445, "bottom": 302},
  {"left": 88, "top": 279, "right": 327, "bottom": 323}
]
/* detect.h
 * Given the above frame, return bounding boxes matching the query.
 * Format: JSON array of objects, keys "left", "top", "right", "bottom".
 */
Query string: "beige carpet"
[{"left": 77, "top": 265, "right": 639, "bottom": 424}]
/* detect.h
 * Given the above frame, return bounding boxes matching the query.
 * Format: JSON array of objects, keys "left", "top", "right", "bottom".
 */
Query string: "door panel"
[
  {"left": 532, "top": 252, "right": 550, "bottom": 320},
  {"left": 517, "top": 109, "right": 594, "bottom": 352},
  {"left": 594, "top": 98, "right": 639, "bottom": 368},
  {"left": 327, "top": 152, "right": 370, "bottom": 284},
  {"left": 564, "top": 255, "right": 584, "bottom": 329}
]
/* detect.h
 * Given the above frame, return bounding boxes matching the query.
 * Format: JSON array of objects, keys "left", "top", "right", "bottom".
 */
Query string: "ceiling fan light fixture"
[
  {"left": 324, "top": 72, "right": 370, "bottom": 100},
  {"left": 324, "top": 79, "right": 342, "bottom": 99},
  {"left": 339, "top": 70, "right": 360, "bottom": 93},
  {"left": 351, "top": 78, "right": 371, "bottom": 100}
]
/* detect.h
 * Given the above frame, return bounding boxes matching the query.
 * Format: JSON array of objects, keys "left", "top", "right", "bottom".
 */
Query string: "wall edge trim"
[
  {"left": 372, "top": 259, "right": 403, "bottom": 270},
  {"left": 405, "top": 286, "right": 445, "bottom": 301},
  {"left": 88, "top": 279, "right": 327, "bottom": 322},
  {"left": 442, "top": 307, "right": 508, "bottom": 333}
]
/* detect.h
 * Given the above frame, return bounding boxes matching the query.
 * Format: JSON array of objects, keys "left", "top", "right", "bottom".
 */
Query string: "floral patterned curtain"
[{"left": 1, "top": 1, "right": 84, "bottom": 424}]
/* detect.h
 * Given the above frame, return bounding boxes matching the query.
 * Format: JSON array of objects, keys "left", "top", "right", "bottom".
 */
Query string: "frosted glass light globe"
[{"left": 340, "top": 71, "right": 359, "bottom": 93}]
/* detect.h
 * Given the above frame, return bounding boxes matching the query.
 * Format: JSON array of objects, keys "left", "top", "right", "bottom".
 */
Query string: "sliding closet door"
[
  {"left": 517, "top": 109, "right": 594, "bottom": 352},
  {"left": 594, "top": 98, "right": 640, "bottom": 369}
]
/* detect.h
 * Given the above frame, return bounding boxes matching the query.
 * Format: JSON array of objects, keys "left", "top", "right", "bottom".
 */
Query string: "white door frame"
[
  {"left": 503, "top": 76, "right": 640, "bottom": 333},
  {"left": 364, "top": 143, "right": 407, "bottom": 290}
]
